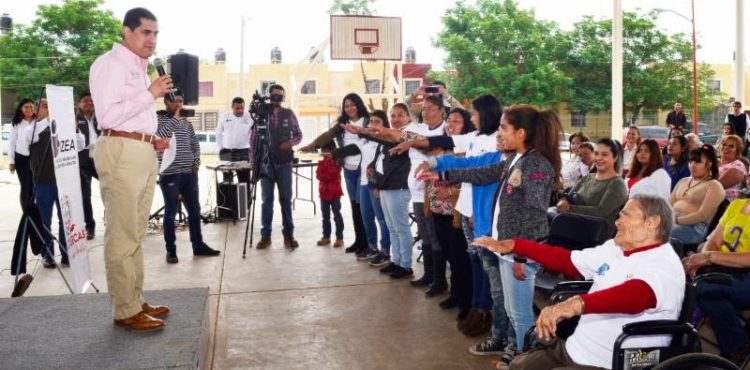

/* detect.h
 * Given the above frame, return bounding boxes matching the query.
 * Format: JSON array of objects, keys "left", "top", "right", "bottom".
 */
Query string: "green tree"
[
  {"left": 435, "top": 0, "right": 572, "bottom": 108},
  {"left": 328, "top": 0, "right": 376, "bottom": 15},
  {"left": 561, "top": 12, "right": 721, "bottom": 124},
  {"left": 0, "top": 0, "right": 120, "bottom": 102}
]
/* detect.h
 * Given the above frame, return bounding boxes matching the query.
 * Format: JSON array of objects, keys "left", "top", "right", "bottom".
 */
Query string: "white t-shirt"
[
  {"left": 342, "top": 117, "right": 364, "bottom": 171},
  {"left": 622, "top": 144, "right": 637, "bottom": 172},
  {"left": 628, "top": 168, "right": 671, "bottom": 201},
  {"left": 565, "top": 241, "right": 685, "bottom": 369},
  {"left": 217, "top": 111, "right": 254, "bottom": 150},
  {"left": 405, "top": 121, "right": 446, "bottom": 202},
  {"left": 356, "top": 138, "right": 380, "bottom": 186},
  {"left": 450, "top": 131, "right": 498, "bottom": 217}
]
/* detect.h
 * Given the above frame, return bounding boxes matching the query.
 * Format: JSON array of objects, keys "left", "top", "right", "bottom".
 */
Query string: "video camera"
[{"left": 249, "top": 90, "right": 282, "bottom": 118}]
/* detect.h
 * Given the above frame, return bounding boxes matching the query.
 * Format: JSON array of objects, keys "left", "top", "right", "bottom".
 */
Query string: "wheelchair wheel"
[{"left": 651, "top": 353, "right": 739, "bottom": 370}]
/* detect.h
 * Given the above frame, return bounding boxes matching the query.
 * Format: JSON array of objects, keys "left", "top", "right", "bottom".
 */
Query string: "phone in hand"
[
  {"left": 179, "top": 109, "right": 195, "bottom": 117},
  {"left": 425, "top": 85, "right": 439, "bottom": 94}
]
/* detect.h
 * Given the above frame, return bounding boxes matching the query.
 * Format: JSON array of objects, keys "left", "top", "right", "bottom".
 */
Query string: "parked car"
[
  {"left": 632, "top": 126, "right": 670, "bottom": 148},
  {"left": 195, "top": 131, "right": 219, "bottom": 155}
]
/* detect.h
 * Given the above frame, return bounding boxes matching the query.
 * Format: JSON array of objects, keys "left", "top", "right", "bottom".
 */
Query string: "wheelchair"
[{"left": 522, "top": 273, "right": 739, "bottom": 370}]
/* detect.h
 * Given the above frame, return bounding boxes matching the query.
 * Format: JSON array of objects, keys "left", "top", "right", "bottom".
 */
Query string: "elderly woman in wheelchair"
[
  {"left": 474, "top": 195, "right": 686, "bottom": 369},
  {"left": 683, "top": 197, "right": 750, "bottom": 366}
]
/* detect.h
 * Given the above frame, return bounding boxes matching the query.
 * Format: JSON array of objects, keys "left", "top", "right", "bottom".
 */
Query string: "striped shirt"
[{"left": 156, "top": 112, "right": 200, "bottom": 175}]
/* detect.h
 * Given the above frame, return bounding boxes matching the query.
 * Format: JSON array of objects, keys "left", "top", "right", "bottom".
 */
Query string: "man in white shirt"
[
  {"left": 216, "top": 97, "right": 253, "bottom": 185},
  {"left": 76, "top": 91, "right": 100, "bottom": 240}
]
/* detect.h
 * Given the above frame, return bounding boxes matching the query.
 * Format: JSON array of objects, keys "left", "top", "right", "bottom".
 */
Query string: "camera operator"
[
  {"left": 217, "top": 97, "right": 254, "bottom": 188},
  {"left": 250, "top": 84, "right": 303, "bottom": 249},
  {"left": 405, "top": 80, "right": 464, "bottom": 120},
  {"left": 156, "top": 89, "right": 220, "bottom": 263}
]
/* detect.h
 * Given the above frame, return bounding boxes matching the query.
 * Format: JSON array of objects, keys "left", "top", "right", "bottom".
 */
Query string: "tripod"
[{"left": 242, "top": 108, "right": 275, "bottom": 258}]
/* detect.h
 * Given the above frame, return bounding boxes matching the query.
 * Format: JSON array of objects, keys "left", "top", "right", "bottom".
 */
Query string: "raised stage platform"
[{"left": 0, "top": 288, "right": 209, "bottom": 370}]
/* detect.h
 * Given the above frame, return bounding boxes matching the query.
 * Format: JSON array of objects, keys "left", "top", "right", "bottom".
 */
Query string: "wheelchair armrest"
[
  {"left": 552, "top": 281, "right": 593, "bottom": 294},
  {"left": 550, "top": 281, "right": 593, "bottom": 303},
  {"left": 697, "top": 265, "right": 750, "bottom": 276},
  {"left": 693, "top": 271, "right": 733, "bottom": 286},
  {"left": 621, "top": 320, "right": 694, "bottom": 336}
]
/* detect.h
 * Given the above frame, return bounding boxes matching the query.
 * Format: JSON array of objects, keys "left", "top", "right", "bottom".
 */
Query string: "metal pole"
[
  {"left": 736, "top": 0, "right": 745, "bottom": 104},
  {"left": 691, "top": 0, "right": 699, "bottom": 134},
  {"left": 612, "top": 0, "right": 624, "bottom": 140},
  {"left": 239, "top": 16, "right": 245, "bottom": 98}
]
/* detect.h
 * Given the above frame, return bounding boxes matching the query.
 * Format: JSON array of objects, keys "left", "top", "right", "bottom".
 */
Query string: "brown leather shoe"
[
  {"left": 256, "top": 236, "right": 271, "bottom": 249},
  {"left": 114, "top": 311, "right": 164, "bottom": 331},
  {"left": 142, "top": 302, "right": 171, "bottom": 318}
]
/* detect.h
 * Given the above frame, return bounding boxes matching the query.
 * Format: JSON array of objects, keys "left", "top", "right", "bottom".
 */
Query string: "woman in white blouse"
[
  {"left": 622, "top": 126, "right": 641, "bottom": 176},
  {"left": 8, "top": 98, "right": 36, "bottom": 208},
  {"left": 626, "top": 139, "right": 671, "bottom": 200},
  {"left": 560, "top": 132, "right": 590, "bottom": 190}
]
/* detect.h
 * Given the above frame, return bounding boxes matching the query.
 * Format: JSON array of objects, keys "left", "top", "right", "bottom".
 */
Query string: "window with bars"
[
  {"left": 404, "top": 80, "right": 421, "bottom": 96},
  {"left": 301, "top": 80, "right": 317, "bottom": 95},
  {"left": 365, "top": 79, "right": 381, "bottom": 94},
  {"left": 199, "top": 82, "right": 213, "bottom": 97},
  {"left": 571, "top": 111, "right": 587, "bottom": 128},
  {"left": 260, "top": 80, "right": 276, "bottom": 95},
  {"left": 707, "top": 80, "right": 721, "bottom": 94}
]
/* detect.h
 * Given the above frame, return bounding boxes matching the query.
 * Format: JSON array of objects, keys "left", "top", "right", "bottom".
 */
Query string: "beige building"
[{"left": 156, "top": 59, "right": 431, "bottom": 146}]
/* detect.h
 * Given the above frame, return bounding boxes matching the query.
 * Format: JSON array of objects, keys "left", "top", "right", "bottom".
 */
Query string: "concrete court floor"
[{"left": 0, "top": 163, "right": 494, "bottom": 370}]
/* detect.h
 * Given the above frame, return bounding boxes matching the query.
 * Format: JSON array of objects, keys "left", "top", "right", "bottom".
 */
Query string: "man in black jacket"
[{"left": 77, "top": 91, "right": 100, "bottom": 240}]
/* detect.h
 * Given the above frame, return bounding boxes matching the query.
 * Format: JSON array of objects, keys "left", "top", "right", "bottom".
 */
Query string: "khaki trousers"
[
  {"left": 510, "top": 338, "right": 607, "bottom": 370},
  {"left": 94, "top": 136, "right": 157, "bottom": 320}
]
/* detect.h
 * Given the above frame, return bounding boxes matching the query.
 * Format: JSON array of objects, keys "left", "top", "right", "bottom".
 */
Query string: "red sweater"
[
  {"left": 512, "top": 238, "right": 657, "bottom": 315},
  {"left": 316, "top": 157, "right": 343, "bottom": 201}
]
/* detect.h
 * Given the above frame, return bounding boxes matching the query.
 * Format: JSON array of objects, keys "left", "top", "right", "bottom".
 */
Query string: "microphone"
[{"left": 153, "top": 58, "right": 175, "bottom": 102}]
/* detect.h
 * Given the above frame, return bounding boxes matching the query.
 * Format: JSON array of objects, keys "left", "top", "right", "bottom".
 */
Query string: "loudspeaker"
[
  {"left": 217, "top": 182, "right": 248, "bottom": 220},
  {"left": 169, "top": 53, "right": 199, "bottom": 106}
]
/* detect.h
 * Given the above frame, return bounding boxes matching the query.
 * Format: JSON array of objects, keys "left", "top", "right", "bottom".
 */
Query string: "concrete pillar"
[
  {"left": 612, "top": 0, "right": 624, "bottom": 140},
  {"left": 736, "top": 0, "right": 745, "bottom": 104}
]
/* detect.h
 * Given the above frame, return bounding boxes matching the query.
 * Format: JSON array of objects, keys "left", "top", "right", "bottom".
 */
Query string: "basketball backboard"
[{"left": 330, "top": 15, "right": 402, "bottom": 61}]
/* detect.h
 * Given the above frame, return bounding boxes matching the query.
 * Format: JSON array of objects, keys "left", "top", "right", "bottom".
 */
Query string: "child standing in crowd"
[{"left": 316, "top": 142, "right": 344, "bottom": 247}]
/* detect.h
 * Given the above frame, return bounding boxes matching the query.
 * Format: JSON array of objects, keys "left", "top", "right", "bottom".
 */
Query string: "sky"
[{"left": 2, "top": 0, "right": 745, "bottom": 72}]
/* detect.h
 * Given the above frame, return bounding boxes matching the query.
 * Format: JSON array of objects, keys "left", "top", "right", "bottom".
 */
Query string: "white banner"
[{"left": 46, "top": 84, "right": 92, "bottom": 294}]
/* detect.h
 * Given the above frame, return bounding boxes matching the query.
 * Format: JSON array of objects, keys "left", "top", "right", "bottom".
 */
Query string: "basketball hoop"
[{"left": 330, "top": 15, "right": 401, "bottom": 61}]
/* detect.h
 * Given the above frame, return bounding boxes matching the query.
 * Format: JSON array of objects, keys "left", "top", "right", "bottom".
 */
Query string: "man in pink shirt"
[{"left": 90, "top": 7, "right": 172, "bottom": 331}]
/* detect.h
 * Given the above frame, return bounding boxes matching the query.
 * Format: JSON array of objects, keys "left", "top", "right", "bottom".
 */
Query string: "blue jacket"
[{"left": 432, "top": 151, "right": 503, "bottom": 237}]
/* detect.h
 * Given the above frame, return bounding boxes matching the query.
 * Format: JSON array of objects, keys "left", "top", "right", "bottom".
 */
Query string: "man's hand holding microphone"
[{"left": 149, "top": 58, "right": 174, "bottom": 152}]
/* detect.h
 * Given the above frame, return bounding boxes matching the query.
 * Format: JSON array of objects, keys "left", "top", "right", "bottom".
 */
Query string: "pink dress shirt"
[{"left": 89, "top": 43, "right": 157, "bottom": 135}]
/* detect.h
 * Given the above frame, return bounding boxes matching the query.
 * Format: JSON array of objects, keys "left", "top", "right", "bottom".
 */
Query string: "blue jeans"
[
  {"left": 34, "top": 183, "right": 67, "bottom": 258},
  {"left": 499, "top": 258, "right": 539, "bottom": 349},
  {"left": 343, "top": 169, "right": 360, "bottom": 204},
  {"left": 380, "top": 189, "right": 412, "bottom": 268},
  {"left": 671, "top": 222, "right": 709, "bottom": 244},
  {"left": 479, "top": 249, "right": 511, "bottom": 342},
  {"left": 359, "top": 185, "right": 390, "bottom": 253},
  {"left": 321, "top": 198, "right": 344, "bottom": 239},
  {"left": 696, "top": 272, "right": 750, "bottom": 353},
  {"left": 159, "top": 172, "right": 204, "bottom": 253},
  {"left": 463, "top": 216, "right": 493, "bottom": 312},
  {"left": 260, "top": 164, "right": 294, "bottom": 237}
]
